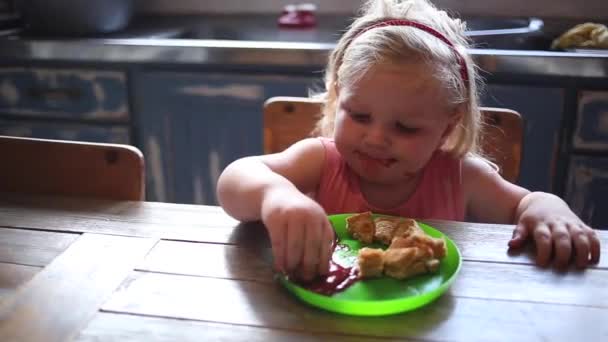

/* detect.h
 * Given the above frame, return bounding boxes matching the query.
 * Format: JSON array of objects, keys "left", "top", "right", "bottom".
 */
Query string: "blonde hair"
[{"left": 313, "top": 0, "right": 483, "bottom": 158}]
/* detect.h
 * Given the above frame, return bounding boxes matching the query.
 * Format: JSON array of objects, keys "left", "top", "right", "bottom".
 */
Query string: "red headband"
[{"left": 350, "top": 19, "right": 469, "bottom": 86}]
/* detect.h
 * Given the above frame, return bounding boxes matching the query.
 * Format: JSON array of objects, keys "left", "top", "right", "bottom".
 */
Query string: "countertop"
[{"left": 0, "top": 14, "right": 607, "bottom": 78}]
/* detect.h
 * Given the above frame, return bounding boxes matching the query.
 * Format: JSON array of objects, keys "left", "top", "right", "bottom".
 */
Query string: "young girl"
[{"left": 217, "top": 0, "right": 601, "bottom": 281}]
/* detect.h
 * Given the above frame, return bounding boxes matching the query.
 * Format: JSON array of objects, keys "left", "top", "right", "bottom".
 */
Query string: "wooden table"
[{"left": 1, "top": 193, "right": 607, "bottom": 342}]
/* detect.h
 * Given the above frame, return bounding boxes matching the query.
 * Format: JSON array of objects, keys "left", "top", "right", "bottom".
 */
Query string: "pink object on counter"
[{"left": 277, "top": 3, "right": 317, "bottom": 28}]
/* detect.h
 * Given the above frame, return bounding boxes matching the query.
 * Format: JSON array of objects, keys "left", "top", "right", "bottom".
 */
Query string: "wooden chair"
[
  {"left": 264, "top": 96, "right": 523, "bottom": 183},
  {"left": 0, "top": 135, "right": 145, "bottom": 201}
]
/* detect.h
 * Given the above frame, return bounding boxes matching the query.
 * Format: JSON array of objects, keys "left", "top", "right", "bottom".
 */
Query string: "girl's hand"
[
  {"left": 261, "top": 187, "right": 334, "bottom": 281},
  {"left": 509, "top": 192, "right": 601, "bottom": 269}
]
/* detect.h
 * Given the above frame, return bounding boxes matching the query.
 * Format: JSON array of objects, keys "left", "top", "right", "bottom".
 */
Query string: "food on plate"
[
  {"left": 383, "top": 246, "right": 439, "bottom": 279},
  {"left": 390, "top": 233, "right": 447, "bottom": 259},
  {"left": 357, "top": 247, "right": 385, "bottom": 277},
  {"left": 346, "top": 212, "right": 447, "bottom": 280},
  {"left": 373, "top": 216, "right": 397, "bottom": 245},
  {"left": 346, "top": 211, "right": 375, "bottom": 244},
  {"left": 373, "top": 216, "right": 422, "bottom": 244}
]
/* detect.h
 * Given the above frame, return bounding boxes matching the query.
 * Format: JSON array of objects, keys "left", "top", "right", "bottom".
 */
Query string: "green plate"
[{"left": 279, "top": 213, "right": 461, "bottom": 316}]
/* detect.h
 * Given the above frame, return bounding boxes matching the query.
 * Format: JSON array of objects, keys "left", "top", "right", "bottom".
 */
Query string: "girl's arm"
[
  {"left": 462, "top": 156, "right": 529, "bottom": 224},
  {"left": 217, "top": 138, "right": 326, "bottom": 221},
  {"left": 462, "top": 156, "right": 601, "bottom": 268},
  {"left": 217, "top": 138, "right": 334, "bottom": 280}
]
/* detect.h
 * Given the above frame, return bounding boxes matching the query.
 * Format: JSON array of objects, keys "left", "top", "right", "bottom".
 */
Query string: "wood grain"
[
  {"left": 138, "top": 240, "right": 608, "bottom": 307},
  {"left": 137, "top": 240, "right": 275, "bottom": 282},
  {"left": 454, "top": 262, "right": 608, "bottom": 307},
  {"left": 0, "top": 263, "right": 40, "bottom": 298},
  {"left": 75, "top": 312, "right": 393, "bottom": 342},
  {"left": 0, "top": 228, "right": 79, "bottom": 266},
  {"left": 0, "top": 233, "right": 157, "bottom": 342},
  {"left": 0, "top": 193, "right": 239, "bottom": 243},
  {"left": 0, "top": 135, "right": 145, "bottom": 201},
  {"left": 1, "top": 193, "right": 605, "bottom": 268},
  {"left": 102, "top": 271, "right": 608, "bottom": 341}
]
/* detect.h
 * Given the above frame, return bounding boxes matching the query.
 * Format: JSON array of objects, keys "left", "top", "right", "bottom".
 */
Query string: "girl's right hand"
[{"left": 261, "top": 187, "right": 334, "bottom": 281}]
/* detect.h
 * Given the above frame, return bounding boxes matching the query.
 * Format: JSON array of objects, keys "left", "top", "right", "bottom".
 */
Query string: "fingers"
[
  {"left": 508, "top": 221, "right": 530, "bottom": 249},
  {"left": 570, "top": 224, "right": 601, "bottom": 267},
  {"left": 267, "top": 203, "right": 334, "bottom": 279},
  {"left": 268, "top": 223, "right": 286, "bottom": 272},
  {"left": 569, "top": 224, "right": 590, "bottom": 268},
  {"left": 589, "top": 229, "right": 601, "bottom": 264},
  {"left": 300, "top": 218, "right": 336, "bottom": 280},
  {"left": 551, "top": 223, "right": 572, "bottom": 269},
  {"left": 533, "top": 223, "right": 553, "bottom": 267},
  {"left": 529, "top": 221, "right": 600, "bottom": 269},
  {"left": 317, "top": 219, "right": 335, "bottom": 275},
  {"left": 300, "top": 220, "right": 321, "bottom": 281},
  {"left": 285, "top": 220, "right": 304, "bottom": 274}
]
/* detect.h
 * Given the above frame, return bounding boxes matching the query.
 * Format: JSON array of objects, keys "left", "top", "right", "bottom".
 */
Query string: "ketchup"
[{"left": 295, "top": 243, "right": 360, "bottom": 296}]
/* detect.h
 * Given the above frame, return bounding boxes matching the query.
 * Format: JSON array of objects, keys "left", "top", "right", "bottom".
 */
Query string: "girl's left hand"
[{"left": 508, "top": 192, "right": 601, "bottom": 269}]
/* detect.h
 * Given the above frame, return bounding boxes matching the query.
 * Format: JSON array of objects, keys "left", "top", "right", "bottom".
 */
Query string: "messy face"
[{"left": 333, "top": 62, "right": 459, "bottom": 186}]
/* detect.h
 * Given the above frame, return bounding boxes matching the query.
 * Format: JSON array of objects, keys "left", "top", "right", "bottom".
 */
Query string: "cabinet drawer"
[
  {"left": 572, "top": 91, "right": 608, "bottom": 152},
  {"left": 0, "top": 67, "right": 129, "bottom": 121},
  {"left": 564, "top": 156, "right": 608, "bottom": 229},
  {"left": 0, "top": 119, "right": 130, "bottom": 144}
]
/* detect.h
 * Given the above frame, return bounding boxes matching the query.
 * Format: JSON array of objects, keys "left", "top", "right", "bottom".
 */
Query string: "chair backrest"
[
  {"left": 0, "top": 135, "right": 145, "bottom": 201},
  {"left": 263, "top": 96, "right": 523, "bottom": 183}
]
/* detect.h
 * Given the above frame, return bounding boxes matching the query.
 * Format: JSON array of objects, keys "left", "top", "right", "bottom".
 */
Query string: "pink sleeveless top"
[{"left": 314, "top": 138, "right": 465, "bottom": 221}]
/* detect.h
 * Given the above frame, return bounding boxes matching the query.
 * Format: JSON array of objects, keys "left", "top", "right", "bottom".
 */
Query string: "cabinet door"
[
  {"left": 0, "top": 119, "right": 130, "bottom": 144},
  {"left": 0, "top": 67, "right": 129, "bottom": 122},
  {"left": 572, "top": 91, "right": 608, "bottom": 152},
  {"left": 565, "top": 156, "right": 608, "bottom": 230},
  {"left": 134, "top": 72, "right": 316, "bottom": 204},
  {"left": 481, "top": 85, "right": 564, "bottom": 192}
]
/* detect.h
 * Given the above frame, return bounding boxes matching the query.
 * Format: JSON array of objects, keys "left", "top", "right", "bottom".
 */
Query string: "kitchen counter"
[
  {"left": 0, "top": 14, "right": 607, "bottom": 78},
  {"left": 1, "top": 39, "right": 608, "bottom": 78}
]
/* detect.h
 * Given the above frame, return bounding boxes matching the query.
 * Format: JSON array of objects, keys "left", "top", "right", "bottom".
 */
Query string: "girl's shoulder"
[
  {"left": 426, "top": 150, "right": 464, "bottom": 171},
  {"left": 260, "top": 137, "right": 327, "bottom": 194},
  {"left": 266, "top": 137, "right": 326, "bottom": 162},
  {"left": 460, "top": 154, "right": 501, "bottom": 180},
  {"left": 315, "top": 136, "right": 337, "bottom": 153},
  {"left": 259, "top": 138, "right": 326, "bottom": 168},
  {"left": 315, "top": 136, "right": 334, "bottom": 148},
  {"left": 426, "top": 152, "right": 498, "bottom": 186},
  {"left": 459, "top": 153, "right": 517, "bottom": 202},
  {"left": 429, "top": 152, "right": 496, "bottom": 174}
]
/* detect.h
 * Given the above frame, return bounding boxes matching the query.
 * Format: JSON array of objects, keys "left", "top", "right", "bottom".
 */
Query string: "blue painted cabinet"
[
  {"left": 133, "top": 72, "right": 316, "bottom": 204},
  {"left": 565, "top": 91, "right": 608, "bottom": 229},
  {"left": 480, "top": 85, "right": 564, "bottom": 192},
  {"left": 0, "top": 67, "right": 131, "bottom": 144},
  {"left": 572, "top": 91, "right": 608, "bottom": 152},
  {"left": 0, "top": 67, "right": 129, "bottom": 121},
  {"left": 565, "top": 156, "right": 608, "bottom": 229}
]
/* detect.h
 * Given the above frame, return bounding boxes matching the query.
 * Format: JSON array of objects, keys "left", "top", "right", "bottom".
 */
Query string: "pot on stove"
[{"left": 16, "top": 0, "right": 133, "bottom": 36}]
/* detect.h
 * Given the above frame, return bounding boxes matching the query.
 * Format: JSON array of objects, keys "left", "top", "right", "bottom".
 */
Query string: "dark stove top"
[{"left": 0, "top": 15, "right": 186, "bottom": 40}]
